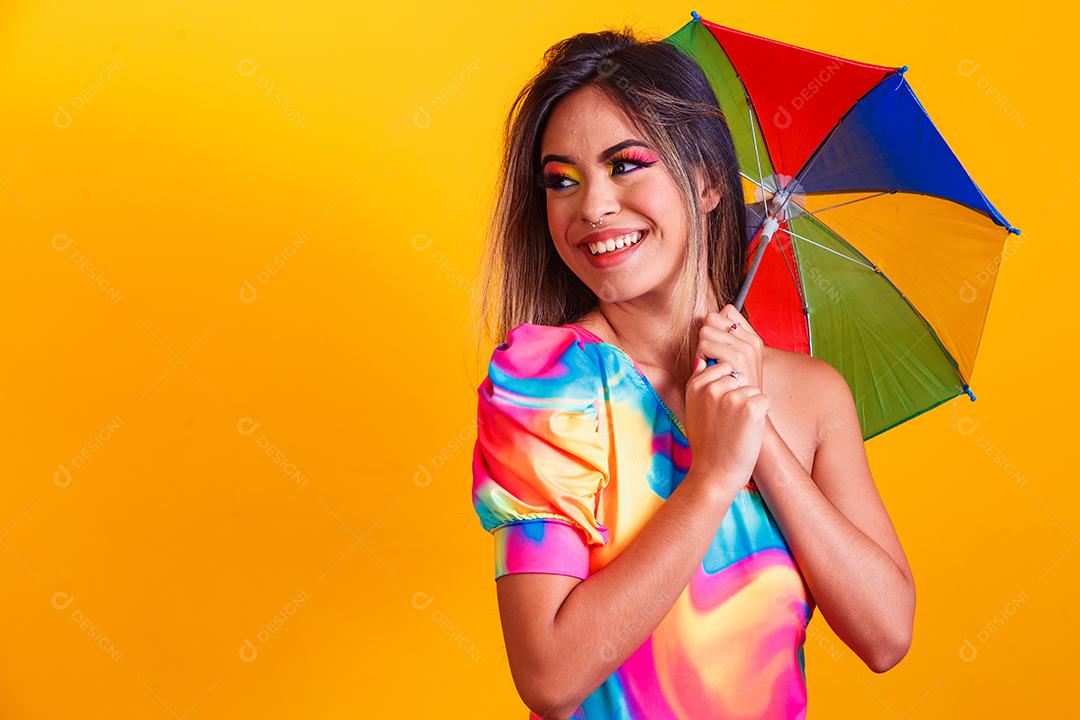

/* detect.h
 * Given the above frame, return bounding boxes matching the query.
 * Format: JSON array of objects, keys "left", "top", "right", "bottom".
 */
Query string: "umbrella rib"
[
  {"left": 741, "top": 180, "right": 766, "bottom": 225},
  {"left": 775, "top": 225, "right": 808, "bottom": 307},
  {"left": 786, "top": 228, "right": 876, "bottom": 271},
  {"left": 746, "top": 104, "right": 770, "bottom": 217},
  {"left": 792, "top": 190, "right": 891, "bottom": 216}
]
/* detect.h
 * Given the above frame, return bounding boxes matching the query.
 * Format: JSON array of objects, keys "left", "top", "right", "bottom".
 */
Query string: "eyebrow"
[{"left": 540, "top": 139, "right": 652, "bottom": 167}]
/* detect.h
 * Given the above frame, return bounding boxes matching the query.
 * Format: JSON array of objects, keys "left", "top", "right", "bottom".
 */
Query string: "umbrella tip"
[
  {"left": 691, "top": 10, "right": 701, "bottom": 22},
  {"left": 961, "top": 384, "right": 977, "bottom": 401},
  {"left": 898, "top": 65, "right": 908, "bottom": 75},
  {"left": 1008, "top": 225, "right": 1022, "bottom": 235}
]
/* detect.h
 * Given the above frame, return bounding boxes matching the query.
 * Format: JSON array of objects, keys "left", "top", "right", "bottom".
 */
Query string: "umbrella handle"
[{"left": 705, "top": 217, "right": 780, "bottom": 368}]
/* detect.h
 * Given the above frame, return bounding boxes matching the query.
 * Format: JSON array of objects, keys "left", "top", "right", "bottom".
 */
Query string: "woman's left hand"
[{"left": 696, "top": 304, "right": 765, "bottom": 394}]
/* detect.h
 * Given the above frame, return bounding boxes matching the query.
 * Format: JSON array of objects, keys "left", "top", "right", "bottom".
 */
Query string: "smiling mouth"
[{"left": 582, "top": 229, "right": 647, "bottom": 256}]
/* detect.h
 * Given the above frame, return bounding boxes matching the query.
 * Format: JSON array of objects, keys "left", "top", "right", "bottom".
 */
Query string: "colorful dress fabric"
[{"left": 471, "top": 322, "right": 816, "bottom": 719}]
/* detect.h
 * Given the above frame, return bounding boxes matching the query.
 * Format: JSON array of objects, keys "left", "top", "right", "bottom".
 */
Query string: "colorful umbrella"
[{"left": 665, "top": 11, "right": 1019, "bottom": 440}]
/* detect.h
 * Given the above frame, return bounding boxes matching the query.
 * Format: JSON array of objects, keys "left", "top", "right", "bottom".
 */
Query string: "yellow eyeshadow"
[{"left": 544, "top": 163, "right": 582, "bottom": 182}]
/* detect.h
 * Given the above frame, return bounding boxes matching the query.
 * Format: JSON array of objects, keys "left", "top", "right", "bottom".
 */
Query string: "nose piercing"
[{"left": 589, "top": 217, "right": 605, "bottom": 228}]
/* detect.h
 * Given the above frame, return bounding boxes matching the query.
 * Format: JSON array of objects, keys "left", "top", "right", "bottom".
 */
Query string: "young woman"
[{"left": 470, "top": 27, "right": 915, "bottom": 720}]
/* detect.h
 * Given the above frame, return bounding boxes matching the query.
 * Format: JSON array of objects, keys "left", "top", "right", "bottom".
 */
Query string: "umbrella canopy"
[{"left": 665, "top": 11, "right": 1019, "bottom": 440}]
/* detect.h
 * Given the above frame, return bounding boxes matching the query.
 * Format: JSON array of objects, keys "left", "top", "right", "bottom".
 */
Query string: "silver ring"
[{"left": 729, "top": 369, "right": 743, "bottom": 387}]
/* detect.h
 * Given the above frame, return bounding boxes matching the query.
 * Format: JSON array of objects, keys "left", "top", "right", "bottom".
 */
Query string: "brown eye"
[
  {"left": 610, "top": 156, "right": 657, "bottom": 176},
  {"left": 544, "top": 173, "right": 575, "bottom": 191}
]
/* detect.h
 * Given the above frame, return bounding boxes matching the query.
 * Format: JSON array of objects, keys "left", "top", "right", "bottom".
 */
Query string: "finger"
[
  {"left": 693, "top": 361, "right": 752, "bottom": 390},
  {"left": 719, "top": 303, "right": 747, "bottom": 325},
  {"left": 701, "top": 312, "right": 754, "bottom": 342},
  {"left": 727, "top": 384, "right": 764, "bottom": 399},
  {"left": 691, "top": 359, "right": 739, "bottom": 389},
  {"left": 718, "top": 303, "right": 761, "bottom": 343},
  {"left": 702, "top": 310, "right": 733, "bottom": 330},
  {"left": 702, "top": 372, "right": 742, "bottom": 396},
  {"left": 693, "top": 356, "right": 733, "bottom": 377},
  {"left": 698, "top": 329, "right": 752, "bottom": 365},
  {"left": 700, "top": 324, "right": 752, "bottom": 350}
]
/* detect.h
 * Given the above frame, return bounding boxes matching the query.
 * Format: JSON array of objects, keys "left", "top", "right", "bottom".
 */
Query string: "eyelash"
[{"left": 543, "top": 152, "right": 658, "bottom": 191}]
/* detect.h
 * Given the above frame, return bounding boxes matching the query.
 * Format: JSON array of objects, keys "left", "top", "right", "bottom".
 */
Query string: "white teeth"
[{"left": 588, "top": 231, "right": 643, "bottom": 255}]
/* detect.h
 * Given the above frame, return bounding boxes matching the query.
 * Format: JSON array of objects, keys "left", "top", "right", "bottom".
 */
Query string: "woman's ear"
[
  {"left": 702, "top": 183, "right": 721, "bottom": 214},
  {"left": 693, "top": 165, "right": 722, "bottom": 214}
]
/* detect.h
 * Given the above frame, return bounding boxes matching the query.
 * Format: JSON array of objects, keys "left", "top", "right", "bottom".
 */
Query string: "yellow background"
[{"left": 3, "top": 0, "right": 1075, "bottom": 717}]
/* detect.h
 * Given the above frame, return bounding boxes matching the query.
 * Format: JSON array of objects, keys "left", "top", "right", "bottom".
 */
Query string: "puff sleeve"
[{"left": 471, "top": 323, "right": 610, "bottom": 581}]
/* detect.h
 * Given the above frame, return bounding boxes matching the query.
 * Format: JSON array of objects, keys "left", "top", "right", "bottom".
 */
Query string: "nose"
[{"left": 579, "top": 174, "right": 621, "bottom": 227}]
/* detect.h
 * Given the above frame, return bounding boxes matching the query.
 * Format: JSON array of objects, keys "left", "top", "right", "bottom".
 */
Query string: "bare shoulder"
[
  {"left": 764, "top": 345, "right": 847, "bottom": 386},
  {"left": 763, "top": 345, "right": 852, "bottom": 451},
  {"left": 762, "top": 344, "right": 834, "bottom": 394}
]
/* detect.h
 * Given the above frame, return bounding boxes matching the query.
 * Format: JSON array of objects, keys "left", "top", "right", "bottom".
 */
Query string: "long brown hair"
[{"left": 471, "top": 25, "right": 747, "bottom": 367}]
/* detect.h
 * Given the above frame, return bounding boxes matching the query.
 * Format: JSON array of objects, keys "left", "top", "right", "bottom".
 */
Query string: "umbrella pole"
[
  {"left": 704, "top": 216, "right": 779, "bottom": 368},
  {"left": 733, "top": 216, "right": 780, "bottom": 312}
]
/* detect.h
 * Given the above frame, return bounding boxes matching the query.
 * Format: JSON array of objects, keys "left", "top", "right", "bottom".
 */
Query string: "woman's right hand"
[{"left": 683, "top": 354, "right": 771, "bottom": 498}]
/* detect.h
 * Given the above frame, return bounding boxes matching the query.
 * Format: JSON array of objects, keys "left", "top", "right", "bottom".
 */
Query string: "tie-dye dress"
[{"left": 471, "top": 321, "right": 815, "bottom": 719}]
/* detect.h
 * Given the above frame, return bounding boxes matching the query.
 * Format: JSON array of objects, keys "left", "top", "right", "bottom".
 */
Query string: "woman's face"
[{"left": 539, "top": 85, "right": 717, "bottom": 304}]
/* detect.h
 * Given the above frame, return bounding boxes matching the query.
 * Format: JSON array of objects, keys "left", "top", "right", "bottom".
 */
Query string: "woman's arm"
[
  {"left": 496, "top": 468, "right": 740, "bottom": 719},
  {"left": 751, "top": 357, "right": 916, "bottom": 672}
]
